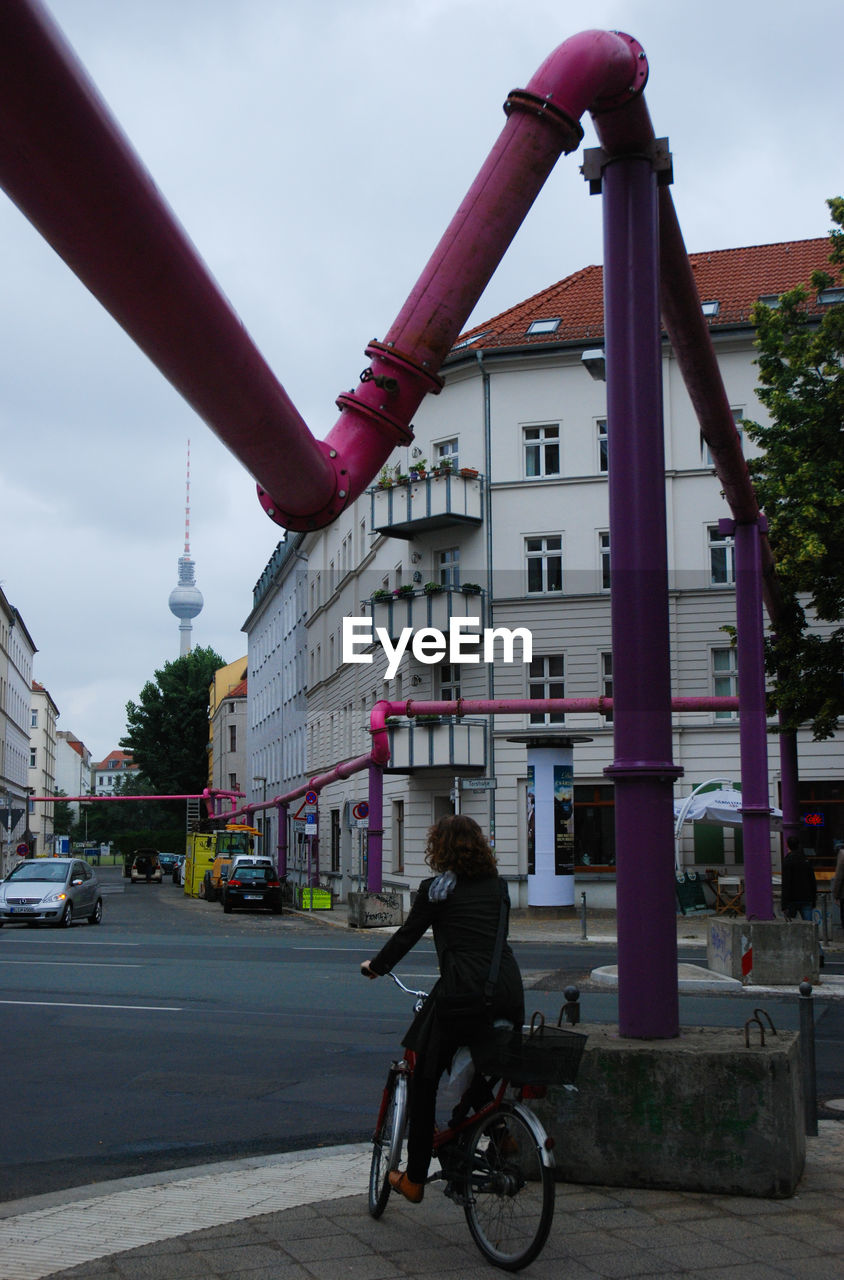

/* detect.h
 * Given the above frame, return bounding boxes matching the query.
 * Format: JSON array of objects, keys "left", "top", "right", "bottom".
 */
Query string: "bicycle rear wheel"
[
  {"left": 368, "top": 1069, "right": 408, "bottom": 1218},
  {"left": 462, "top": 1101, "right": 555, "bottom": 1271}
]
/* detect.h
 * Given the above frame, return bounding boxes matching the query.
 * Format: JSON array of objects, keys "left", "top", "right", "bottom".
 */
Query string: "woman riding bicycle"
[{"left": 361, "top": 814, "right": 524, "bottom": 1203}]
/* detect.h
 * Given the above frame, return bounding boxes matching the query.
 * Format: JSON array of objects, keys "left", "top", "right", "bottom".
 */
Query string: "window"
[
  {"left": 712, "top": 647, "right": 738, "bottom": 719},
  {"left": 523, "top": 424, "right": 560, "bottom": 478},
  {"left": 438, "top": 547, "right": 460, "bottom": 587},
  {"left": 435, "top": 438, "right": 459, "bottom": 471},
  {"left": 229, "top": 773, "right": 239, "bottom": 790},
  {"left": 818, "top": 286, "right": 844, "bottom": 305},
  {"left": 31, "top": 709, "right": 38, "bottom": 728},
  {"left": 229, "top": 725, "right": 237, "bottom": 752},
  {"left": 438, "top": 662, "right": 461, "bottom": 702},
  {"left": 526, "top": 535, "right": 563, "bottom": 594},
  {"left": 601, "top": 651, "right": 613, "bottom": 723},
  {"left": 701, "top": 300, "right": 720, "bottom": 316},
  {"left": 708, "top": 525, "right": 735, "bottom": 585},
  {"left": 596, "top": 418, "right": 608, "bottom": 473},
  {"left": 30, "top": 747, "right": 37, "bottom": 768},
  {"left": 528, "top": 655, "right": 565, "bottom": 724},
  {"left": 526, "top": 318, "right": 560, "bottom": 335},
  {"left": 599, "top": 532, "right": 611, "bottom": 590},
  {"left": 392, "top": 799, "right": 405, "bottom": 874},
  {"left": 702, "top": 409, "right": 743, "bottom": 465},
  {"left": 758, "top": 294, "right": 781, "bottom": 309}
]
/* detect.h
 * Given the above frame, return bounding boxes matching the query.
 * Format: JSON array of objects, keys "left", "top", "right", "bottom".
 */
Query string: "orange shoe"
[{"left": 388, "top": 1170, "right": 424, "bottom": 1203}]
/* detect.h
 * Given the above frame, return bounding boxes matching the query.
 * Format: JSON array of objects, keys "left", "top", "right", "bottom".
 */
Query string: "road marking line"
[
  {"left": 0, "top": 960, "right": 142, "bottom": 968},
  {"left": 0, "top": 999, "right": 181, "bottom": 1011}
]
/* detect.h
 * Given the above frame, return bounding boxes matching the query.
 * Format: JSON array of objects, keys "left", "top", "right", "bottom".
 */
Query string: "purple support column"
[
  {"left": 277, "top": 802, "right": 288, "bottom": 877},
  {"left": 602, "top": 154, "right": 682, "bottom": 1039},
  {"left": 724, "top": 517, "right": 775, "bottom": 919},
  {"left": 367, "top": 762, "right": 384, "bottom": 892}
]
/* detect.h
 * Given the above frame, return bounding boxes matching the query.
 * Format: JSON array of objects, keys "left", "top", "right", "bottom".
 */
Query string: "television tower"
[{"left": 168, "top": 439, "right": 204, "bottom": 656}]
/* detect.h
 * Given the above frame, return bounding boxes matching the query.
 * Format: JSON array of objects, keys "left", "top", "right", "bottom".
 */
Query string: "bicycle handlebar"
[{"left": 388, "top": 972, "right": 429, "bottom": 1001}]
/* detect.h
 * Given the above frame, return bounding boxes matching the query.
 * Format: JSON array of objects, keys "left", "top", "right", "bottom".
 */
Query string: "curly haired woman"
[{"left": 361, "top": 814, "right": 524, "bottom": 1203}]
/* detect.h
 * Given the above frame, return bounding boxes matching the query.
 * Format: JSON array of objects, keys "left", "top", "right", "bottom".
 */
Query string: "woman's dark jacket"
[{"left": 369, "top": 873, "right": 524, "bottom": 1063}]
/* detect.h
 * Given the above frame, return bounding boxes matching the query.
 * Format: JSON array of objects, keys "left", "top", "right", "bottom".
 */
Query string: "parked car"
[
  {"left": 129, "top": 850, "right": 163, "bottom": 883},
  {"left": 202, "top": 855, "right": 233, "bottom": 902},
  {"left": 0, "top": 857, "right": 103, "bottom": 928},
  {"left": 172, "top": 854, "right": 186, "bottom": 885},
  {"left": 157, "top": 852, "right": 179, "bottom": 877},
  {"left": 221, "top": 862, "right": 283, "bottom": 914}
]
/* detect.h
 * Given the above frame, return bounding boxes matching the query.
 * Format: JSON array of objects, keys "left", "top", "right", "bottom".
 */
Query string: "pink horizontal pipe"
[
  {"left": 30, "top": 793, "right": 212, "bottom": 803},
  {"left": 200, "top": 691, "right": 740, "bottom": 822}
]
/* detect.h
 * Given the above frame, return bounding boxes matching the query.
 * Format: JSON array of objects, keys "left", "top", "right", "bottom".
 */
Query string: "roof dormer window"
[
  {"left": 817, "top": 287, "right": 844, "bottom": 305},
  {"left": 526, "top": 318, "right": 560, "bottom": 335},
  {"left": 701, "top": 300, "right": 720, "bottom": 317},
  {"left": 758, "top": 294, "right": 781, "bottom": 308}
]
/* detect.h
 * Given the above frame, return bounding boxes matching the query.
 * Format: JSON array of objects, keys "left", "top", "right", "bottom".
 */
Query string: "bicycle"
[{"left": 368, "top": 973, "right": 585, "bottom": 1272}]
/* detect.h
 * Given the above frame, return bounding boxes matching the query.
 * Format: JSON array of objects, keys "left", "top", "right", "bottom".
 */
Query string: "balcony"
[
  {"left": 369, "top": 584, "right": 486, "bottom": 638},
  {"left": 386, "top": 716, "right": 488, "bottom": 772},
  {"left": 370, "top": 468, "right": 483, "bottom": 538}
]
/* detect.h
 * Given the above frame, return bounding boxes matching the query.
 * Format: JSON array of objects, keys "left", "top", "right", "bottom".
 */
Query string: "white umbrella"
[{"left": 674, "top": 786, "right": 783, "bottom": 830}]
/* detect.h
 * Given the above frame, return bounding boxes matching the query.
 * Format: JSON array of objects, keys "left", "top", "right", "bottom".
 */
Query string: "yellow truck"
[{"left": 183, "top": 825, "right": 261, "bottom": 898}]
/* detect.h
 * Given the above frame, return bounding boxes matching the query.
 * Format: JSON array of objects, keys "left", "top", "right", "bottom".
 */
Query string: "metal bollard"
[
  {"left": 562, "top": 985, "right": 581, "bottom": 1026},
  {"left": 798, "top": 981, "right": 818, "bottom": 1137},
  {"left": 820, "top": 894, "right": 830, "bottom": 946},
  {"left": 580, "top": 891, "right": 588, "bottom": 940}
]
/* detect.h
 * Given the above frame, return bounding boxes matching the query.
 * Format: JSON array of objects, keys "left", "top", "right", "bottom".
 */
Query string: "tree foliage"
[
  {"left": 121, "top": 646, "right": 225, "bottom": 795},
  {"left": 745, "top": 198, "right": 844, "bottom": 738}
]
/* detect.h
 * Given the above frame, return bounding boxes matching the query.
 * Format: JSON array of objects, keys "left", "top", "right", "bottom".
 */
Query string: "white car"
[{"left": 0, "top": 857, "right": 103, "bottom": 928}]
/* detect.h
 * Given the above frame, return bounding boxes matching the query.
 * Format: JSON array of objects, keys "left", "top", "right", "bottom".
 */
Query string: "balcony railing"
[
  {"left": 369, "top": 584, "right": 486, "bottom": 637},
  {"left": 370, "top": 469, "right": 483, "bottom": 538},
  {"left": 386, "top": 716, "right": 487, "bottom": 772}
]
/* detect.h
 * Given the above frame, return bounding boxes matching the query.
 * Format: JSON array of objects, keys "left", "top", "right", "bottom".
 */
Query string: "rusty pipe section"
[{"left": 0, "top": 5, "right": 643, "bottom": 529}]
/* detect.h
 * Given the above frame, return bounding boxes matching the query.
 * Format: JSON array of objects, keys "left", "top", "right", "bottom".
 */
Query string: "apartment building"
[
  {"left": 55, "top": 731, "right": 93, "bottom": 821},
  {"left": 28, "top": 680, "right": 59, "bottom": 855},
  {"left": 208, "top": 657, "right": 248, "bottom": 798},
  {"left": 249, "top": 238, "right": 843, "bottom": 905},
  {"left": 0, "top": 588, "right": 36, "bottom": 874},
  {"left": 91, "top": 749, "right": 139, "bottom": 795}
]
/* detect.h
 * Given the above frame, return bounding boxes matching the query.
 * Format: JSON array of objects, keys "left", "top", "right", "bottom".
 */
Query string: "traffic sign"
[
  {"left": 352, "top": 801, "right": 369, "bottom": 821},
  {"left": 305, "top": 790, "right": 318, "bottom": 805},
  {"left": 460, "top": 778, "right": 497, "bottom": 790}
]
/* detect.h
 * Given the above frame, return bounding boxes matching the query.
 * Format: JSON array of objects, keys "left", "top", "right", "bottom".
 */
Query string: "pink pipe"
[
  {"left": 215, "top": 690, "right": 739, "bottom": 825},
  {"left": 0, "top": 7, "right": 643, "bottom": 531},
  {"left": 368, "top": 696, "right": 740, "bottom": 767}
]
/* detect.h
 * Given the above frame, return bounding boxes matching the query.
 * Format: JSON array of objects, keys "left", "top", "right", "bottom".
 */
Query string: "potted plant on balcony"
[
  {"left": 461, "top": 582, "right": 482, "bottom": 594},
  {"left": 423, "top": 581, "right": 444, "bottom": 595},
  {"left": 431, "top": 457, "right": 453, "bottom": 477},
  {"left": 459, "top": 466, "right": 479, "bottom": 478},
  {"left": 376, "top": 465, "right": 394, "bottom": 489},
  {"left": 371, "top": 588, "right": 391, "bottom": 601},
  {"left": 393, "top": 583, "right": 415, "bottom": 597},
  {"left": 408, "top": 458, "right": 427, "bottom": 480}
]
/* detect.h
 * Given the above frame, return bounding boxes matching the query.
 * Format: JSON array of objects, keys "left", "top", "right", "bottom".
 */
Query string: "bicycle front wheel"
[
  {"left": 462, "top": 1101, "right": 555, "bottom": 1271},
  {"left": 368, "top": 1069, "right": 408, "bottom": 1218}
]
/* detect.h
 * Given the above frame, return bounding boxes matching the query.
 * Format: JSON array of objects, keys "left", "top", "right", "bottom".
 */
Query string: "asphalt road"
[{"left": 1, "top": 866, "right": 840, "bottom": 1205}]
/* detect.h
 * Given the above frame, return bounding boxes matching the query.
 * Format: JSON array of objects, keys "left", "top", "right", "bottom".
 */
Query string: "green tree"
[
  {"left": 51, "top": 790, "right": 75, "bottom": 837},
  {"left": 121, "top": 646, "right": 225, "bottom": 795},
  {"left": 745, "top": 197, "right": 844, "bottom": 739}
]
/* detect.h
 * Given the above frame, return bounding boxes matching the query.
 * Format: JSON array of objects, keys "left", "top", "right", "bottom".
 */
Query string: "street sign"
[
  {"left": 460, "top": 778, "right": 497, "bottom": 790},
  {"left": 305, "top": 790, "right": 318, "bottom": 805},
  {"left": 352, "top": 801, "right": 369, "bottom": 822},
  {"left": 292, "top": 819, "right": 308, "bottom": 834}
]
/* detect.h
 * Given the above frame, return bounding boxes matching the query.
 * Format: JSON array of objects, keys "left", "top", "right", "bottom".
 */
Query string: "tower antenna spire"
[{"left": 168, "top": 438, "right": 204, "bottom": 655}]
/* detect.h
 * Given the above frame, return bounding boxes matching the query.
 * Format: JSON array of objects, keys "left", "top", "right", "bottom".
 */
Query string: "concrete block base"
[
  {"left": 347, "top": 891, "right": 403, "bottom": 929},
  {"left": 531, "top": 1024, "right": 805, "bottom": 1197},
  {"left": 707, "top": 917, "right": 819, "bottom": 985}
]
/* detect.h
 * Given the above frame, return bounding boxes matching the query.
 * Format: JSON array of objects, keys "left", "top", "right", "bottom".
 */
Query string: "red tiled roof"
[
  {"left": 451, "top": 238, "right": 832, "bottom": 354},
  {"left": 228, "top": 679, "right": 248, "bottom": 698},
  {"left": 92, "top": 749, "right": 137, "bottom": 770}
]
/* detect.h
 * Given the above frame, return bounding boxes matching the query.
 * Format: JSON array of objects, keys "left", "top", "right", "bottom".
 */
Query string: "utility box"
[{"left": 183, "top": 832, "right": 216, "bottom": 898}]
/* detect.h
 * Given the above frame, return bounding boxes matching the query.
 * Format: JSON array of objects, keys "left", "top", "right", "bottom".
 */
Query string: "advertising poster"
[
  {"left": 553, "top": 763, "right": 574, "bottom": 874},
  {"left": 526, "top": 765, "right": 535, "bottom": 876}
]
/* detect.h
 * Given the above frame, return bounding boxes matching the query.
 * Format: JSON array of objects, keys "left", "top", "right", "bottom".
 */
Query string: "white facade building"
[
  {"left": 29, "top": 681, "right": 59, "bottom": 856},
  {"left": 243, "top": 534, "right": 309, "bottom": 867},
  {"left": 55, "top": 731, "right": 93, "bottom": 822},
  {"left": 0, "top": 589, "right": 36, "bottom": 874},
  {"left": 249, "top": 238, "right": 843, "bottom": 905}
]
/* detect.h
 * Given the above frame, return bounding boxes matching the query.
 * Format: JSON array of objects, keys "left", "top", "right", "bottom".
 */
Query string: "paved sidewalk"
[{"left": 0, "top": 1125, "right": 840, "bottom": 1280}]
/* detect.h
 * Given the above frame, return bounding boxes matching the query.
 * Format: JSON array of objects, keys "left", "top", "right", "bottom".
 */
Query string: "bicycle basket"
[{"left": 473, "top": 1013, "right": 586, "bottom": 1087}]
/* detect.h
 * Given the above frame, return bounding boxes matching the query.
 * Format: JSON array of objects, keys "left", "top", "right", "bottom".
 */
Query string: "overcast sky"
[{"left": 0, "top": 0, "right": 839, "bottom": 765}]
